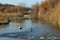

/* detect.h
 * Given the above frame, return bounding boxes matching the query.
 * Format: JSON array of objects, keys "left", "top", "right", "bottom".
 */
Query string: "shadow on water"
[{"left": 0, "top": 31, "right": 30, "bottom": 38}]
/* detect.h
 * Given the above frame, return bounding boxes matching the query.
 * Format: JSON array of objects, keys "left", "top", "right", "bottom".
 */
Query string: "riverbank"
[
  {"left": 0, "top": 12, "right": 24, "bottom": 24},
  {"left": 38, "top": 0, "right": 60, "bottom": 28}
]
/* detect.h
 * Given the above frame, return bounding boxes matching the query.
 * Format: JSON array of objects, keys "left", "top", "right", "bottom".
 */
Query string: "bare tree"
[{"left": 31, "top": 3, "right": 39, "bottom": 19}]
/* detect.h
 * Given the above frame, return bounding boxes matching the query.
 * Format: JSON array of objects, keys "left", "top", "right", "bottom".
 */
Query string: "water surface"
[{"left": 0, "top": 19, "right": 60, "bottom": 40}]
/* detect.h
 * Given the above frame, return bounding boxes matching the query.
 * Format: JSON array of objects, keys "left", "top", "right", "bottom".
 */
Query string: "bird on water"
[{"left": 18, "top": 26, "right": 22, "bottom": 29}]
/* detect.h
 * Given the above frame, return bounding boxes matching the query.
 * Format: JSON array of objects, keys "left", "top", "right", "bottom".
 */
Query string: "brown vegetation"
[
  {"left": 38, "top": 0, "right": 60, "bottom": 28},
  {"left": 0, "top": 3, "right": 31, "bottom": 24},
  {"left": 30, "top": 3, "right": 39, "bottom": 19}
]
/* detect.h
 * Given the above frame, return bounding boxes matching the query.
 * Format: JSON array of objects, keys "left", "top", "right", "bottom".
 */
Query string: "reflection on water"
[{"left": 0, "top": 19, "right": 60, "bottom": 40}]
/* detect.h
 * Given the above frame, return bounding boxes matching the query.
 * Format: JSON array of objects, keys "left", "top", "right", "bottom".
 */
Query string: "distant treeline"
[{"left": 0, "top": 3, "right": 31, "bottom": 13}]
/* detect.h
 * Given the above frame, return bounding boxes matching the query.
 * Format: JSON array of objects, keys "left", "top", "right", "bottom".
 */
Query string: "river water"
[{"left": 0, "top": 19, "right": 60, "bottom": 40}]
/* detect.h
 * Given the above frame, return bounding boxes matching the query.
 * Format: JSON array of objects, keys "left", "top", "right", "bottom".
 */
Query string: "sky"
[{"left": 0, "top": 0, "right": 44, "bottom": 7}]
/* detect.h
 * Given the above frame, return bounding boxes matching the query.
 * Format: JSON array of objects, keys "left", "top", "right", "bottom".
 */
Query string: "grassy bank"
[{"left": 0, "top": 12, "right": 24, "bottom": 24}]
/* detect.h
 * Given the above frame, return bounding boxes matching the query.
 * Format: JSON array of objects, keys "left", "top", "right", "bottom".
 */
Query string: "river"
[{"left": 0, "top": 19, "right": 60, "bottom": 40}]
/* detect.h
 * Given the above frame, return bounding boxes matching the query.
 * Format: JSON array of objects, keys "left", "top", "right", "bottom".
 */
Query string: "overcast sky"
[{"left": 0, "top": 0, "right": 44, "bottom": 7}]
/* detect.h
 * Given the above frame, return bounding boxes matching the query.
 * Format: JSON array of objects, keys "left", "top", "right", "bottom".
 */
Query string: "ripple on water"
[{"left": 0, "top": 37, "right": 26, "bottom": 40}]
